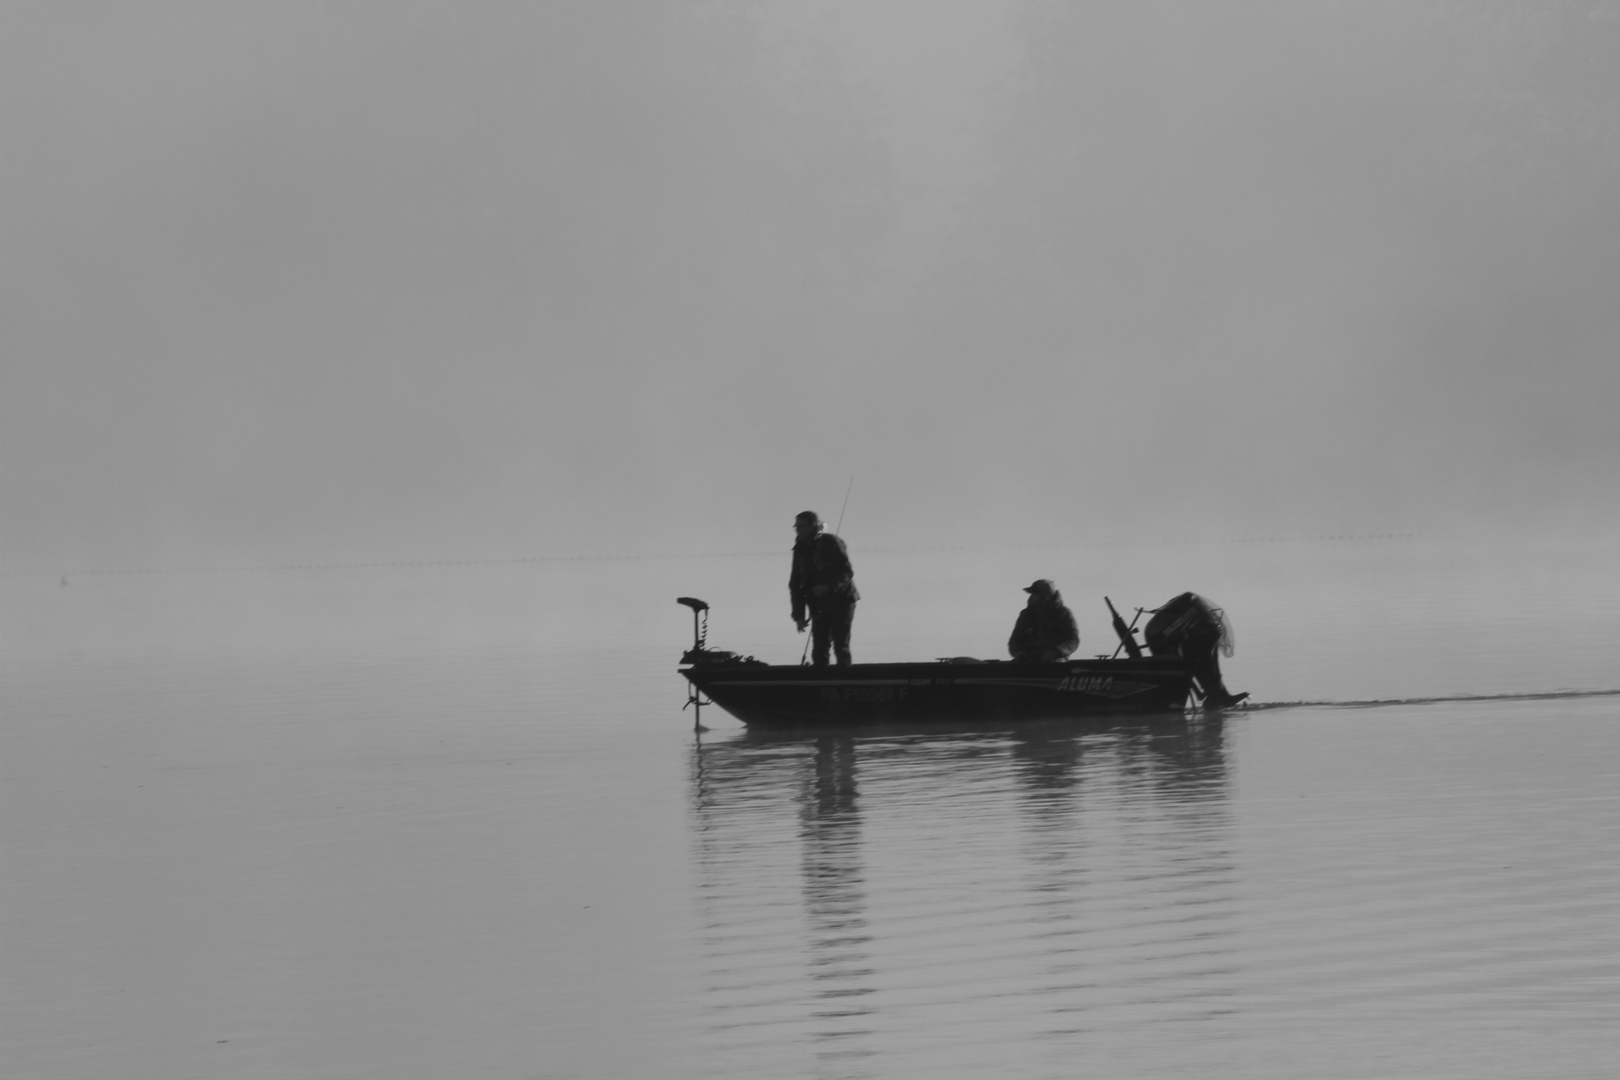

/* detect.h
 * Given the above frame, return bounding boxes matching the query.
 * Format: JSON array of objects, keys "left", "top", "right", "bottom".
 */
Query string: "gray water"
[{"left": 4, "top": 534, "right": 1618, "bottom": 1078}]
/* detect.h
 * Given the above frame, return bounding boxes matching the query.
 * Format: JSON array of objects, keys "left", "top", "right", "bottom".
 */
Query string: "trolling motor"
[
  {"left": 676, "top": 597, "right": 764, "bottom": 668},
  {"left": 676, "top": 597, "right": 712, "bottom": 724},
  {"left": 677, "top": 596, "right": 709, "bottom": 656},
  {"left": 676, "top": 597, "right": 765, "bottom": 729}
]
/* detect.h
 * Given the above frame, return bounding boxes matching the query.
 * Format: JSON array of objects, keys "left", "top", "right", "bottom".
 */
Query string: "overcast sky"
[{"left": 4, "top": 1, "right": 1617, "bottom": 572}]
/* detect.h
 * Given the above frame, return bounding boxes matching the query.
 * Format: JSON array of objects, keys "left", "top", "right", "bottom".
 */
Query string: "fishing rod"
[
  {"left": 1105, "top": 596, "right": 1144, "bottom": 660},
  {"left": 834, "top": 476, "right": 853, "bottom": 536},
  {"left": 801, "top": 476, "right": 855, "bottom": 666}
]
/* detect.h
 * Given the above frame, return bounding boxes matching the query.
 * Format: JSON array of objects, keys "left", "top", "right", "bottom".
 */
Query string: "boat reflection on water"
[
  {"left": 690, "top": 733, "right": 878, "bottom": 1069},
  {"left": 796, "top": 737, "right": 874, "bottom": 1065},
  {"left": 687, "top": 714, "right": 1238, "bottom": 1067}
]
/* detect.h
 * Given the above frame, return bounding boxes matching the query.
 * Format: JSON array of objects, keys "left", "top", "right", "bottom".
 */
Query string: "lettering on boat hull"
[
  {"left": 1057, "top": 674, "right": 1157, "bottom": 699},
  {"left": 821, "top": 685, "right": 909, "bottom": 704}
]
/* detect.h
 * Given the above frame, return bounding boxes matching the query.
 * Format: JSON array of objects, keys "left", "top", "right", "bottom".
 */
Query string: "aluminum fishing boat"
[{"left": 676, "top": 596, "right": 1201, "bottom": 729}]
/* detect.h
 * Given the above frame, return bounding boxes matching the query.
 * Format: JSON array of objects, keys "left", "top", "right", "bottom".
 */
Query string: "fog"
[{"left": 4, "top": 1, "right": 1618, "bottom": 574}]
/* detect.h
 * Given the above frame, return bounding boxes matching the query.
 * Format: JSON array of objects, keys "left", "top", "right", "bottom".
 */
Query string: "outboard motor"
[
  {"left": 1143, "top": 593, "right": 1232, "bottom": 657},
  {"left": 1143, "top": 592, "right": 1246, "bottom": 708}
]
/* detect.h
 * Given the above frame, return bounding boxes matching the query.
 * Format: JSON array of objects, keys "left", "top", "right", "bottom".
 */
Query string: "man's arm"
[
  {"left": 1055, "top": 607, "right": 1080, "bottom": 656},
  {"left": 812, "top": 534, "right": 856, "bottom": 601},
  {"left": 1008, "top": 609, "right": 1032, "bottom": 659},
  {"left": 789, "top": 546, "right": 808, "bottom": 627}
]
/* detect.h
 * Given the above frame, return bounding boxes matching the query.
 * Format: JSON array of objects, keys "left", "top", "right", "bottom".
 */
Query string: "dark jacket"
[
  {"left": 790, "top": 532, "right": 859, "bottom": 622},
  {"left": 1008, "top": 593, "right": 1080, "bottom": 662}
]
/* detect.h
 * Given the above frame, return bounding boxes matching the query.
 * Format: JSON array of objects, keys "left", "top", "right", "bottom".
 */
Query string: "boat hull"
[{"left": 680, "top": 657, "right": 1196, "bottom": 729}]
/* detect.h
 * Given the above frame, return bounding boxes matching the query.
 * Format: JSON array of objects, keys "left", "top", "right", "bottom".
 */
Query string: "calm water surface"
[{"left": 4, "top": 536, "right": 1618, "bottom": 1078}]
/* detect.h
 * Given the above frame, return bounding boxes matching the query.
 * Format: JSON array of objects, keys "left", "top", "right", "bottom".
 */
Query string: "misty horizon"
[{"left": 5, "top": 2, "right": 1618, "bottom": 574}]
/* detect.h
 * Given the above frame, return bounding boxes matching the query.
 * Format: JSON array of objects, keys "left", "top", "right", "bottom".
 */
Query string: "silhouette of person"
[{"left": 790, "top": 510, "right": 859, "bottom": 666}]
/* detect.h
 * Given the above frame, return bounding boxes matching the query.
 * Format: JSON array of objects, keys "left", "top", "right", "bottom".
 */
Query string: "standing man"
[
  {"left": 790, "top": 510, "right": 859, "bottom": 666},
  {"left": 1008, "top": 579, "right": 1081, "bottom": 662}
]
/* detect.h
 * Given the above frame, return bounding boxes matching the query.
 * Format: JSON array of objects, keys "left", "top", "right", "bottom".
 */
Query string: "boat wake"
[{"left": 1241, "top": 688, "right": 1620, "bottom": 712}]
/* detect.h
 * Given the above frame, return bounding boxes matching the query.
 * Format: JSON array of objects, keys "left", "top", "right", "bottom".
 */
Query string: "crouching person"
[
  {"left": 1143, "top": 592, "right": 1248, "bottom": 709},
  {"left": 1008, "top": 579, "right": 1080, "bottom": 663}
]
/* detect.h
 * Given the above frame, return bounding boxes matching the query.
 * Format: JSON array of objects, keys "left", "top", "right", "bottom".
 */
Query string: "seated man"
[
  {"left": 1142, "top": 592, "right": 1249, "bottom": 709},
  {"left": 1008, "top": 579, "right": 1080, "bottom": 663}
]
